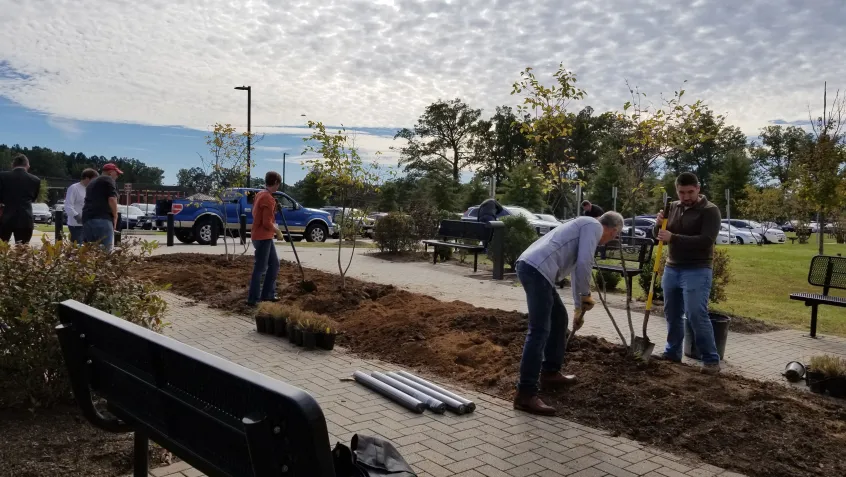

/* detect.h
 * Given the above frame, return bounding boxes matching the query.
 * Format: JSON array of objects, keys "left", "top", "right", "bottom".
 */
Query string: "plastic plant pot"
[
  {"left": 274, "top": 317, "right": 287, "bottom": 337},
  {"left": 302, "top": 331, "right": 316, "bottom": 350},
  {"left": 255, "top": 315, "right": 268, "bottom": 334},
  {"left": 318, "top": 333, "right": 336, "bottom": 351},
  {"left": 286, "top": 322, "right": 296, "bottom": 343},
  {"left": 294, "top": 327, "right": 303, "bottom": 346},
  {"left": 806, "top": 369, "right": 828, "bottom": 394},
  {"left": 827, "top": 376, "right": 846, "bottom": 398}
]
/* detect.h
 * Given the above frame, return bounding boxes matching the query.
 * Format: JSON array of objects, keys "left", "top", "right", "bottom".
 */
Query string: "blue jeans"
[
  {"left": 662, "top": 266, "right": 719, "bottom": 364},
  {"left": 516, "top": 261, "right": 569, "bottom": 395},
  {"left": 248, "top": 239, "right": 280, "bottom": 304},
  {"left": 68, "top": 226, "right": 83, "bottom": 243},
  {"left": 82, "top": 219, "right": 114, "bottom": 251}
]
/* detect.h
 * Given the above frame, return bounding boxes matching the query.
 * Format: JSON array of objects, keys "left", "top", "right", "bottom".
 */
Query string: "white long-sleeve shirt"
[
  {"left": 517, "top": 216, "right": 602, "bottom": 305},
  {"left": 64, "top": 182, "right": 87, "bottom": 227}
]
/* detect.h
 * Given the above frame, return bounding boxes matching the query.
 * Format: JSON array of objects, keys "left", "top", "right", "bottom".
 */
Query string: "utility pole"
[
  {"left": 612, "top": 186, "right": 618, "bottom": 211},
  {"left": 234, "top": 85, "right": 252, "bottom": 187},
  {"left": 282, "top": 152, "right": 287, "bottom": 192}
]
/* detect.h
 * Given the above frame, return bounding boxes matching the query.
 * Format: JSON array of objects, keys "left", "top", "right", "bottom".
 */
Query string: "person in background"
[
  {"left": 64, "top": 168, "right": 98, "bottom": 243},
  {"left": 0, "top": 154, "right": 41, "bottom": 244},
  {"left": 581, "top": 200, "right": 604, "bottom": 218},
  {"left": 513, "top": 212, "right": 624, "bottom": 415},
  {"left": 82, "top": 163, "right": 122, "bottom": 251},
  {"left": 654, "top": 172, "right": 722, "bottom": 374},
  {"left": 247, "top": 171, "right": 283, "bottom": 306},
  {"left": 477, "top": 198, "right": 504, "bottom": 223}
]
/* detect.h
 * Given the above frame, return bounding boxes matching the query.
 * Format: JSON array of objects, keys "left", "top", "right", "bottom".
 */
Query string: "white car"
[
  {"left": 723, "top": 219, "right": 785, "bottom": 244},
  {"left": 503, "top": 206, "right": 561, "bottom": 235},
  {"left": 716, "top": 230, "right": 737, "bottom": 245},
  {"left": 720, "top": 224, "right": 761, "bottom": 245}
]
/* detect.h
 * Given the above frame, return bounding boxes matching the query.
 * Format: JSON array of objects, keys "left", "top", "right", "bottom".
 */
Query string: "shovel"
[
  {"left": 566, "top": 308, "right": 586, "bottom": 348},
  {"left": 632, "top": 198, "right": 670, "bottom": 362}
]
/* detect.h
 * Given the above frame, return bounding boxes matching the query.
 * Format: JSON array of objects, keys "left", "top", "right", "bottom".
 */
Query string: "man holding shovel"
[
  {"left": 514, "top": 212, "right": 624, "bottom": 415},
  {"left": 655, "top": 172, "right": 722, "bottom": 374}
]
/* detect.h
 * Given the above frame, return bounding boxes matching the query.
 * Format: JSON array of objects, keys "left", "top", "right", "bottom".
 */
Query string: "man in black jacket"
[
  {"left": 581, "top": 200, "right": 604, "bottom": 218},
  {"left": 0, "top": 154, "right": 41, "bottom": 244}
]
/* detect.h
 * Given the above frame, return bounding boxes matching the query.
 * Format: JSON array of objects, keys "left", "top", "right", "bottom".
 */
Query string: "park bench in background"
[
  {"left": 56, "top": 300, "right": 335, "bottom": 477},
  {"left": 422, "top": 220, "right": 505, "bottom": 278},
  {"left": 789, "top": 255, "right": 846, "bottom": 338},
  {"left": 591, "top": 236, "right": 655, "bottom": 299}
]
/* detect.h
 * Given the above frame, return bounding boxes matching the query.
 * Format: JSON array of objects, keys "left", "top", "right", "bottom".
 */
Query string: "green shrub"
[
  {"left": 374, "top": 213, "right": 417, "bottom": 253},
  {"left": 435, "top": 245, "right": 453, "bottom": 262},
  {"left": 0, "top": 237, "right": 168, "bottom": 409},
  {"left": 497, "top": 216, "right": 537, "bottom": 269},
  {"left": 637, "top": 247, "right": 731, "bottom": 305},
  {"left": 593, "top": 269, "right": 621, "bottom": 291},
  {"left": 408, "top": 204, "right": 453, "bottom": 241}
]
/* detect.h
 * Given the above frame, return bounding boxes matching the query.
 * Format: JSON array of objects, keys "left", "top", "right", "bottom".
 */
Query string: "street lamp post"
[
  {"left": 234, "top": 86, "right": 251, "bottom": 187},
  {"left": 282, "top": 152, "right": 287, "bottom": 192}
]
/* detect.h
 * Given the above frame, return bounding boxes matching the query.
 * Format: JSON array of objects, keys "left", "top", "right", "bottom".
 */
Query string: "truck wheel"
[
  {"left": 305, "top": 222, "right": 328, "bottom": 242},
  {"left": 193, "top": 217, "right": 220, "bottom": 245},
  {"left": 175, "top": 230, "right": 195, "bottom": 244}
]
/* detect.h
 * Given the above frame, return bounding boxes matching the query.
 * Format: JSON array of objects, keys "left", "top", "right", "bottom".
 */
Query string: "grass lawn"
[{"left": 711, "top": 234, "right": 846, "bottom": 335}]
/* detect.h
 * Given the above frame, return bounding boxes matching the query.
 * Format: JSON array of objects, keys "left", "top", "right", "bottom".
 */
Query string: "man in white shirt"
[
  {"left": 64, "top": 168, "right": 98, "bottom": 243},
  {"left": 513, "top": 212, "right": 624, "bottom": 415}
]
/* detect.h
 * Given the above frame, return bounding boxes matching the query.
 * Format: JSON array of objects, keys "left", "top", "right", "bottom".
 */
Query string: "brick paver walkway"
[{"left": 140, "top": 293, "right": 743, "bottom": 477}]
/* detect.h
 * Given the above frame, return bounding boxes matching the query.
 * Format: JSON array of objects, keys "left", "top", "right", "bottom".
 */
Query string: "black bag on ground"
[{"left": 332, "top": 434, "right": 417, "bottom": 477}]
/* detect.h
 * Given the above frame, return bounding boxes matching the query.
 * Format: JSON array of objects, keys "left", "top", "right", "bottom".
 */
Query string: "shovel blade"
[{"left": 631, "top": 336, "right": 655, "bottom": 362}]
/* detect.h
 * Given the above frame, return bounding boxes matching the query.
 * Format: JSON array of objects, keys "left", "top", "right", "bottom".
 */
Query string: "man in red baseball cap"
[{"left": 81, "top": 163, "right": 123, "bottom": 250}]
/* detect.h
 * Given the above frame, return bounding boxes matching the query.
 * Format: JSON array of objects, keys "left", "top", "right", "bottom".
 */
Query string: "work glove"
[
  {"left": 571, "top": 308, "right": 585, "bottom": 333},
  {"left": 579, "top": 294, "right": 595, "bottom": 313}
]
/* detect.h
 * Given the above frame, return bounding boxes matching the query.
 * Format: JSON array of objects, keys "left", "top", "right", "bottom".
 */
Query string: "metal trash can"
[{"left": 683, "top": 312, "right": 730, "bottom": 360}]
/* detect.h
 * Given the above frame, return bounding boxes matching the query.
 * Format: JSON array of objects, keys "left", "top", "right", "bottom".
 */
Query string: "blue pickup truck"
[{"left": 154, "top": 188, "right": 335, "bottom": 245}]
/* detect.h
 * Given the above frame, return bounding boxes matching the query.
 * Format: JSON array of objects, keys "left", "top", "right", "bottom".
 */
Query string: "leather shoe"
[
  {"left": 513, "top": 392, "right": 556, "bottom": 416},
  {"left": 540, "top": 371, "right": 577, "bottom": 390}
]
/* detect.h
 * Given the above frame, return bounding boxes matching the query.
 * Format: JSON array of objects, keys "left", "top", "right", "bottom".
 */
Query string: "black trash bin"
[{"left": 683, "top": 312, "right": 730, "bottom": 360}]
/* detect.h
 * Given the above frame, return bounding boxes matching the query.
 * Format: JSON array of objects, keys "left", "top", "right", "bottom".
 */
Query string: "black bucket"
[{"left": 683, "top": 312, "right": 730, "bottom": 360}]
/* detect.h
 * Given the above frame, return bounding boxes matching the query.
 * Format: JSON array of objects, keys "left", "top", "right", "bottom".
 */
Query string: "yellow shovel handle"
[{"left": 645, "top": 217, "right": 669, "bottom": 310}]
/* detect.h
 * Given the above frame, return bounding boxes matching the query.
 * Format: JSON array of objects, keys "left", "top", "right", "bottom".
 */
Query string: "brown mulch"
[
  {"left": 0, "top": 405, "right": 172, "bottom": 477},
  {"left": 133, "top": 253, "right": 846, "bottom": 477}
]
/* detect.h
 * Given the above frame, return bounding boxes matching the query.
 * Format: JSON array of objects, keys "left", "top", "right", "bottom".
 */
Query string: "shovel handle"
[{"left": 646, "top": 199, "right": 670, "bottom": 311}]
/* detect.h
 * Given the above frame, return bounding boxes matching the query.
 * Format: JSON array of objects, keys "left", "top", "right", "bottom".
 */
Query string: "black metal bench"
[
  {"left": 789, "top": 255, "right": 846, "bottom": 338},
  {"left": 589, "top": 237, "right": 655, "bottom": 299},
  {"left": 56, "top": 300, "right": 335, "bottom": 477},
  {"left": 422, "top": 220, "right": 490, "bottom": 272}
]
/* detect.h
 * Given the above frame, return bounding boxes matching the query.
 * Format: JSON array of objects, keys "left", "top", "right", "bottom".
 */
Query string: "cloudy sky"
[{"left": 1, "top": 0, "right": 843, "bottom": 184}]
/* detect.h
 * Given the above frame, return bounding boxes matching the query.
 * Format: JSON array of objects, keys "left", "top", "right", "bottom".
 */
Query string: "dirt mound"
[
  {"left": 0, "top": 405, "right": 172, "bottom": 476},
  {"left": 136, "top": 253, "right": 846, "bottom": 477}
]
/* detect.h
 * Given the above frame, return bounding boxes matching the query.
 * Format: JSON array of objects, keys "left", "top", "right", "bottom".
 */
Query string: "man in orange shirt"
[{"left": 248, "top": 171, "right": 283, "bottom": 306}]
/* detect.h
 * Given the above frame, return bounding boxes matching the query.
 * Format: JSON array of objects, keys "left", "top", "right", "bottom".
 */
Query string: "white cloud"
[
  {"left": 254, "top": 145, "right": 292, "bottom": 152},
  {"left": 0, "top": 0, "right": 844, "bottom": 139},
  {"left": 45, "top": 116, "right": 83, "bottom": 138}
]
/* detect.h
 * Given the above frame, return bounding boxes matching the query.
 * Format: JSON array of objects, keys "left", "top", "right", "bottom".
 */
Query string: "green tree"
[
  {"left": 501, "top": 163, "right": 546, "bottom": 211},
  {"left": 795, "top": 86, "right": 846, "bottom": 254},
  {"left": 289, "top": 169, "right": 326, "bottom": 208},
  {"left": 709, "top": 149, "right": 754, "bottom": 213},
  {"left": 471, "top": 106, "right": 530, "bottom": 185},
  {"left": 461, "top": 176, "right": 490, "bottom": 210},
  {"left": 739, "top": 185, "right": 784, "bottom": 233},
  {"left": 176, "top": 167, "right": 213, "bottom": 193},
  {"left": 749, "top": 125, "right": 812, "bottom": 188},
  {"left": 303, "top": 120, "right": 388, "bottom": 289},
  {"left": 664, "top": 109, "right": 747, "bottom": 199},
  {"left": 586, "top": 152, "right": 624, "bottom": 212},
  {"left": 393, "top": 98, "right": 481, "bottom": 182},
  {"left": 377, "top": 181, "right": 399, "bottom": 212},
  {"left": 511, "top": 63, "right": 588, "bottom": 216}
]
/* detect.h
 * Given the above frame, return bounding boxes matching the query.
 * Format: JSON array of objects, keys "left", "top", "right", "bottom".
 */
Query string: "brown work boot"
[
  {"left": 540, "top": 370, "right": 577, "bottom": 390},
  {"left": 513, "top": 392, "right": 556, "bottom": 416}
]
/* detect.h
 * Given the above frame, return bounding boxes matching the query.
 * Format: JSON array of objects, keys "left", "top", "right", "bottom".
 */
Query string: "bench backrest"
[
  {"left": 438, "top": 220, "right": 490, "bottom": 241},
  {"left": 597, "top": 236, "right": 655, "bottom": 267},
  {"left": 56, "top": 300, "right": 334, "bottom": 477},
  {"left": 808, "top": 255, "right": 846, "bottom": 294}
]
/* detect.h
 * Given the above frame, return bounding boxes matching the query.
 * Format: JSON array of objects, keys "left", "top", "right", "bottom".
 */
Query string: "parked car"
[
  {"left": 462, "top": 205, "right": 560, "bottom": 236},
  {"left": 115, "top": 205, "right": 145, "bottom": 230},
  {"left": 623, "top": 216, "right": 658, "bottom": 239},
  {"left": 535, "top": 213, "right": 561, "bottom": 224},
  {"left": 720, "top": 223, "right": 761, "bottom": 245},
  {"left": 32, "top": 203, "right": 53, "bottom": 224},
  {"left": 722, "top": 219, "right": 785, "bottom": 244},
  {"left": 54, "top": 200, "right": 65, "bottom": 213},
  {"left": 716, "top": 229, "right": 737, "bottom": 245},
  {"left": 155, "top": 188, "right": 334, "bottom": 245}
]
